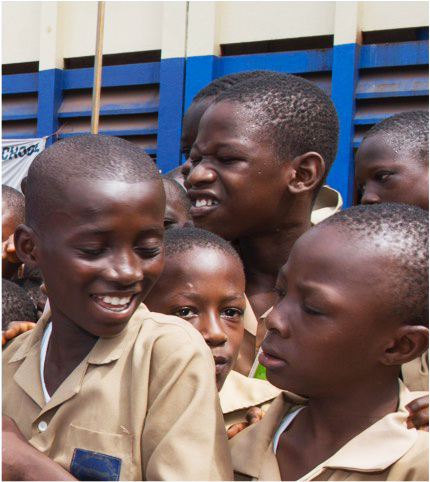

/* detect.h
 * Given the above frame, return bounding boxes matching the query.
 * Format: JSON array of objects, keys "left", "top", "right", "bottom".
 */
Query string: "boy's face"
[
  {"left": 32, "top": 178, "right": 165, "bottom": 338},
  {"left": 145, "top": 247, "right": 245, "bottom": 390},
  {"left": 180, "top": 99, "right": 212, "bottom": 161},
  {"left": 259, "top": 225, "right": 399, "bottom": 398},
  {"left": 163, "top": 181, "right": 192, "bottom": 230},
  {"left": 355, "top": 134, "right": 429, "bottom": 210},
  {"left": 2, "top": 203, "right": 16, "bottom": 241},
  {"left": 186, "top": 101, "right": 292, "bottom": 241}
]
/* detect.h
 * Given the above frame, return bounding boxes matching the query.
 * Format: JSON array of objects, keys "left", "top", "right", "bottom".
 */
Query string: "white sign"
[{"left": 2, "top": 137, "right": 47, "bottom": 192}]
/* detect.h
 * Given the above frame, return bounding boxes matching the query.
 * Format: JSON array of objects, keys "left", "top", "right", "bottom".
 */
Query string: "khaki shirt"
[
  {"left": 401, "top": 352, "right": 429, "bottom": 391},
  {"left": 310, "top": 185, "right": 343, "bottom": 225},
  {"left": 3, "top": 304, "right": 233, "bottom": 481},
  {"left": 220, "top": 370, "right": 281, "bottom": 429},
  {"left": 230, "top": 382, "right": 428, "bottom": 481}
]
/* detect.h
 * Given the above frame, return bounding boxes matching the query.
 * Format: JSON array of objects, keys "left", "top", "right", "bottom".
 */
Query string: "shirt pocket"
[{"left": 64, "top": 423, "right": 134, "bottom": 481}]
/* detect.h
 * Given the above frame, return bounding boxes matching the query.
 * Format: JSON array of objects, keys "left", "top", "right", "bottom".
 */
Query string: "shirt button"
[{"left": 38, "top": 421, "right": 48, "bottom": 432}]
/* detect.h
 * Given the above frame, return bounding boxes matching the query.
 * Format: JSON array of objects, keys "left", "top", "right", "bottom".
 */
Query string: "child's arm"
[
  {"left": 3, "top": 322, "right": 37, "bottom": 347},
  {"left": 406, "top": 395, "right": 429, "bottom": 431},
  {"left": 2, "top": 415, "right": 77, "bottom": 481}
]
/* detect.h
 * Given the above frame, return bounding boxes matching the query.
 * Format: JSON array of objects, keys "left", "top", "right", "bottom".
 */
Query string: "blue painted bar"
[
  {"left": 2, "top": 72, "right": 39, "bottom": 94},
  {"left": 356, "top": 90, "right": 428, "bottom": 99},
  {"left": 184, "top": 55, "right": 217, "bottom": 111},
  {"left": 3, "top": 114, "right": 38, "bottom": 121},
  {"left": 360, "top": 41, "right": 429, "bottom": 68},
  {"left": 58, "top": 106, "right": 159, "bottom": 118},
  {"left": 157, "top": 57, "right": 186, "bottom": 172},
  {"left": 58, "top": 128, "right": 158, "bottom": 137},
  {"left": 216, "top": 49, "right": 333, "bottom": 77},
  {"left": 62, "top": 62, "right": 160, "bottom": 90},
  {"left": 36, "top": 69, "right": 63, "bottom": 146},
  {"left": 329, "top": 43, "right": 360, "bottom": 207},
  {"left": 1, "top": 132, "right": 37, "bottom": 139},
  {"left": 354, "top": 115, "right": 392, "bottom": 125}
]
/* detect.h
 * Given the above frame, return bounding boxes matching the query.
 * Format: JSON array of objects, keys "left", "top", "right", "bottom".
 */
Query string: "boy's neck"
[
  {"left": 44, "top": 316, "right": 98, "bottom": 396},
  {"left": 277, "top": 375, "right": 401, "bottom": 480},
  {"left": 239, "top": 217, "right": 312, "bottom": 318}
]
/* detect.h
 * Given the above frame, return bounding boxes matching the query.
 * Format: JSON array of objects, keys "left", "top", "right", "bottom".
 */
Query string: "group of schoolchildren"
[{"left": 2, "top": 70, "right": 429, "bottom": 481}]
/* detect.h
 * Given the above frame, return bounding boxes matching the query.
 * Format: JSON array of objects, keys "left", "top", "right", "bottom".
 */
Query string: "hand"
[
  {"left": 3, "top": 322, "right": 37, "bottom": 347},
  {"left": 2, "top": 415, "right": 31, "bottom": 480},
  {"left": 406, "top": 395, "right": 429, "bottom": 431},
  {"left": 2, "top": 234, "right": 21, "bottom": 265},
  {"left": 226, "top": 406, "right": 265, "bottom": 439},
  {"left": 2, "top": 415, "right": 76, "bottom": 480}
]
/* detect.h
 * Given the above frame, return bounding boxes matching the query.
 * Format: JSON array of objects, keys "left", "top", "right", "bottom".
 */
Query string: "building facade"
[{"left": 2, "top": 1, "right": 429, "bottom": 205}]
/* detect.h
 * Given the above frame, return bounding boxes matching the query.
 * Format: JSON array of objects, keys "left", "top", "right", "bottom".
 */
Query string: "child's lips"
[
  {"left": 91, "top": 292, "right": 139, "bottom": 313},
  {"left": 213, "top": 356, "right": 229, "bottom": 375},
  {"left": 259, "top": 346, "right": 286, "bottom": 370}
]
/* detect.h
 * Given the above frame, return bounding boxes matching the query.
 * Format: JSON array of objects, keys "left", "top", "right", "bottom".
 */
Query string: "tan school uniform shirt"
[
  {"left": 2, "top": 304, "right": 233, "bottom": 481},
  {"left": 229, "top": 381, "right": 428, "bottom": 481},
  {"left": 401, "top": 351, "right": 429, "bottom": 391},
  {"left": 220, "top": 370, "right": 281, "bottom": 429}
]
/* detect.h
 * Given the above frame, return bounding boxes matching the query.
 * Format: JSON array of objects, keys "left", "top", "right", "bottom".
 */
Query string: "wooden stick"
[{"left": 91, "top": 1, "right": 105, "bottom": 135}]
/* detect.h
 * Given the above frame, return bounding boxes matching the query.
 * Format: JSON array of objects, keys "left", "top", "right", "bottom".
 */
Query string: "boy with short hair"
[
  {"left": 355, "top": 110, "right": 428, "bottom": 210},
  {"left": 230, "top": 203, "right": 429, "bottom": 481},
  {"left": 185, "top": 72, "right": 339, "bottom": 374},
  {"left": 2, "top": 136, "right": 232, "bottom": 481},
  {"left": 2, "top": 184, "right": 26, "bottom": 280},
  {"left": 144, "top": 228, "right": 281, "bottom": 432},
  {"left": 162, "top": 176, "right": 192, "bottom": 230},
  {"left": 355, "top": 110, "right": 429, "bottom": 392}
]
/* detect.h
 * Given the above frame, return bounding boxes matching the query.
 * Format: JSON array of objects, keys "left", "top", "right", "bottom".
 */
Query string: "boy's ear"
[
  {"left": 380, "top": 325, "right": 429, "bottom": 366},
  {"left": 287, "top": 152, "right": 325, "bottom": 194},
  {"left": 14, "top": 224, "right": 38, "bottom": 269}
]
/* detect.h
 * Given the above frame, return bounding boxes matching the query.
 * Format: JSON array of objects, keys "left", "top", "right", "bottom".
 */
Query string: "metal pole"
[{"left": 91, "top": 1, "right": 105, "bottom": 135}]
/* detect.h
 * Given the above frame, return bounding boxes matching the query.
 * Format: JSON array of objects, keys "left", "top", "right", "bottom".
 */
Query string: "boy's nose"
[
  {"left": 186, "top": 161, "right": 217, "bottom": 187},
  {"left": 105, "top": 251, "right": 143, "bottom": 285},
  {"left": 264, "top": 303, "right": 290, "bottom": 338},
  {"left": 198, "top": 316, "right": 227, "bottom": 347},
  {"left": 360, "top": 186, "right": 380, "bottom": 205}
]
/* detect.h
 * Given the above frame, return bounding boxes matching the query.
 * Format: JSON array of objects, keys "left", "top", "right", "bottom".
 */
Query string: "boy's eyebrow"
[{"left": 173, "top": 291, "right": 245, "bottom": 303}]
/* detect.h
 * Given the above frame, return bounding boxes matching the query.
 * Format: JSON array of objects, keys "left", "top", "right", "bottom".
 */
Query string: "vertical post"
[
  {"left": 328, "top": 1, "right": 361, "bottom": 207},
  {"left": 91, "top": 1, "right": 105, "bottom": 135}
]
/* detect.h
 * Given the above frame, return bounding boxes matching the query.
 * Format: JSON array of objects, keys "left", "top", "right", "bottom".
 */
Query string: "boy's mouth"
[
  {"left": 192, "top": 197, "right": 219, "bottom": 208},
  {"left": 91, "top": 294, "right": 134, "bottom": 312}
]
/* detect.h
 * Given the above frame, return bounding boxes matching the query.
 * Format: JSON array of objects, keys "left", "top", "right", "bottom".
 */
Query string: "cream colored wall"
[
  {"left": 218, "top": 1, "right": 336, "bottom": 44},
  {"left": 2, "top": 2, "right": 41, "bottom": 64},
  {"left": 2, "top": 1, "right": 429, "bottom": 66},
  {"left": 360, "top": 1, "right": 429, "bottom": 32}
]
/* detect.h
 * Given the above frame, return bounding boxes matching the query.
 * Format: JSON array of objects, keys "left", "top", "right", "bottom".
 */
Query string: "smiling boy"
[
  {"left": 230, "top": 203, "right": 429, "bottom": 481},
  {"left": 2, "top": 136, "right": 232, "bottom": 481},
  {"left": 355, "top": 111, "right": 428, "bottom": 210}
]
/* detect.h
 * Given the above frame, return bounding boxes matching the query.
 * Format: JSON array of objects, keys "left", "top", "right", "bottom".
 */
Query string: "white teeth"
[
  {"left": 194, "top": 198, "right": 219, "bottom": 208},
  {"left": 96, "top": 295, "right": 132, "bottom": 306}
]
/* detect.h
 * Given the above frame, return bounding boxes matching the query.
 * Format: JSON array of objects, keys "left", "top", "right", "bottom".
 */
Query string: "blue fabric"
[{"left": 70, "top": 448, "right": 122, "bottom": 481}]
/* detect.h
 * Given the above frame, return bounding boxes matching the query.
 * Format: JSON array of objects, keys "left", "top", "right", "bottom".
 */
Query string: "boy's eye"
[
  {"left": 163, "top": 219, "right": 176, "bottom": 229},
  {"left": 174, "top": 307, "right": 197, "bottom": 318},
  {"left": 302, "top": 304, "right": 324, "bottom": 316},
  {"left": 272, "top": 286, "right": 286, "bottom": 302},
  {"left": 134, "top": 246, "right": 161, "bottom": 258},
  {"left": 375, "top": 171, "right": 392, "bottom": 182},
  {"left": 77, "top": 247, "right": 106, "bottom": 257},
  {"left": 221, "top": 307, "right": 243, "bottom": 319}
]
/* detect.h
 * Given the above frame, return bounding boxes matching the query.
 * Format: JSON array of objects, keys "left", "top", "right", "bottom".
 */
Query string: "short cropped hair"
[
  {"left": 321, "top": 203, "right": 428, "bottom": 327},
  {"left": 162, "top": 177, "right": 191, "bottom": 210},
  {"left": 2, "top": 279, "right": 37, "bottom": 329},
  {"left": 164, "top": 227, "right": 243, "bottom": 268},
  {"left": 192, "top": 70, "right": 273, "bottom": 104},
  {"left": 2, "top": 185, "right": 25, "bottom": 226},
  {"left": 363, "top": 111, "right": 429, "bottom": 165},
  {"left": 26, "top": 136, "right": 162, "bottom": 230},
  {"left": 213, "top": 73, "right": 339, "bottom": 190}
]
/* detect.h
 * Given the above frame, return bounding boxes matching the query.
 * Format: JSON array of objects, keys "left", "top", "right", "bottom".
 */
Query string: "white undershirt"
[
  {"left": 273, "top": 406, "right": 305, "bottom": 453},
  {"left": 40, "top": 322, "right": 52, "bottom": 404}
]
